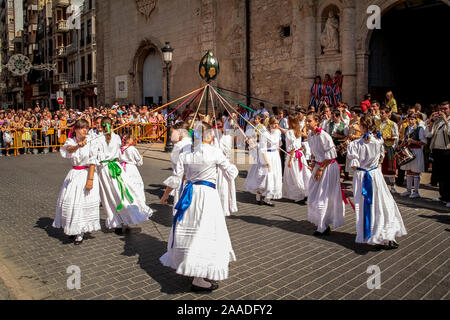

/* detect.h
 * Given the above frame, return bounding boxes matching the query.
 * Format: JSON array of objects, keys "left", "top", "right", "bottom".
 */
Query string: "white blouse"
[
  {"left": 286, "top": 130, "right": 303, "bottom": 152},
  {"left": 96, "top": 132, "right": 122, "bottom": 162},
  {"left": 165, "top": 144, "right": 238, "bottom": 189},
  {"left": 119, "top": 146, "right": 143, "bottom": 166},
  {"left": 170, "top": 137, "right": 192, "bottom": 170},
  {"left": 307, "top": 130, "right": 337, "bottom": 163},
  {"left": 60, "top": 137, "right": 99, "bottom": 166},
  {"left": 347, "top": 135, "right": 385, "bottom": 170},
  {"left": 260, "top": 129, "right": 281, "bottom": 153}
]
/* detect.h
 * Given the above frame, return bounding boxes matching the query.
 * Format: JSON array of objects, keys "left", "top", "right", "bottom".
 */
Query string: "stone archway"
[
  {"left": 129, "top": 38, "right": 165, "bottom": 105},
  {"left": 355, "top": 0, "right": 450, "bottom": 104}
]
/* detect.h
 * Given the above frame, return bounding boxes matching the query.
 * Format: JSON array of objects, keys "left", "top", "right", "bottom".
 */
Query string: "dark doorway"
[{"left": 369, "top": 0, "right": 450, "bottom": 109}]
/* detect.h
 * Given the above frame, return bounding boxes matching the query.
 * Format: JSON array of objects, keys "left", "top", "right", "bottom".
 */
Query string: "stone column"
[
  {"left": 341, "top": 0, "right": 356, "bottom": 106},
  {"left": 356, "top": 50, "right": 369, "bottom": 103},
  {"left": 301, "top": 0, "right": 316, "bottom": 106}
]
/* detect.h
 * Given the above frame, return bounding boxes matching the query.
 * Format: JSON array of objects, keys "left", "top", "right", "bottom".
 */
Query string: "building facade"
[{"left": 96, "top": 0, "right": 450, "bottom": 109}]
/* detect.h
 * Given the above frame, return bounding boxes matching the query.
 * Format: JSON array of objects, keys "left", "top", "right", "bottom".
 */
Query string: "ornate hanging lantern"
[{"left": 198, "top": 50, "right": 219, "bottom": 82}]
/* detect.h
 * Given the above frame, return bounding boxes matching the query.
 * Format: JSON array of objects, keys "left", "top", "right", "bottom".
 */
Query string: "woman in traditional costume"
[
  {"left": 54, "top": 119, "right": 100, "bottom": 245},
  {"left": 96, "top": 117, "right": 152, "bottom": 233},
  {"left": 160, "top": 122, "right": 238, "bottom": 292},
  {"left": 283, "top": 115, "right": 311, "bottom": 204},
  {"left": 347, "top": 115, "right": 407, "bottom": 249},
  {"left": 306, "top": 112, "right": 346, "bottom": 236},
  {"left": 244, "top": 117, "right": 283, "bottom": 206}
]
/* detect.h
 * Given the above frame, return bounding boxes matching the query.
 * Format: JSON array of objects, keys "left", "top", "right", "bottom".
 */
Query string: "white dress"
[
  {"left": 283, "top": 130, "right": 312, "bottom": 201},
  {"left": 54, "top": 137, "right": 101, "bottom": 235},
  {"left": 163, "top": 136, "right": 192, "bottom": 210},
  {"left": 118, "top": 146, "right": 151, "bottom": 217},
  {"left": 244, "top": 129, "right": 283, "bottom": 200},
  {"left": 214, "top": 134, "right": 238, "bottom": 216},
  {"left": 400, "top": 126, "right": 427, "bottom": 173},
  {"left": 96, "top": 133, "right": 152, "bottom": 228},
  {"left": 347, "top": 135, "right": 407, "bottom": 244},
  {"left": 307, "top": 130, "right": 346, "bottom": 232},
  {"left": 160, "top": 143, "right": 238, "bottom": 280}
]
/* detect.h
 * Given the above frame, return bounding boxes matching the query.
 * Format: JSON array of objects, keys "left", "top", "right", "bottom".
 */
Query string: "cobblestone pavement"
[{"left": 0, "top": 153, "right": 448, "bottom": 300}]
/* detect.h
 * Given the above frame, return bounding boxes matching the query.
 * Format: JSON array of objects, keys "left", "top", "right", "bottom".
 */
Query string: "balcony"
[
  {"left": 54, "top": 46, "right": 67, "bottom": 57},
  {"left": 53, "top": 0, "right": 70, "bottom": 7},
  {"left": 56, "top": 20, "right": 69, "bottom": 32},
  {"left": 66, "top": 43, "right": 78, "bottom": 55},
  {"left": 54, "top": 73, "right": 69, "bottom": 84}
]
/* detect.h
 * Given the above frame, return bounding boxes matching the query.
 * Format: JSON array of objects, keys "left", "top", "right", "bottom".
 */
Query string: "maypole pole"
[{"left": 199, "top": 50, "right": 220, "bottom": 117}]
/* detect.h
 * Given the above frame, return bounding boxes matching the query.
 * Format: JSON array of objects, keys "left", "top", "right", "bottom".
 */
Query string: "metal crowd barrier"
[{"left": 0, "top": 122, "right": 167, "bottom": 156}]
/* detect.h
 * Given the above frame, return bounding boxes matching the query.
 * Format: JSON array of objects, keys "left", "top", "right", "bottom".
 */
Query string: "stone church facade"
[{"left": 96, "top": 0, "right": 450, "bottom": 108}]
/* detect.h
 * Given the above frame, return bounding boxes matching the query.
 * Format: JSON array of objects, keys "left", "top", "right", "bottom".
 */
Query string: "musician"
[
  {"left": 398, "top": 114, "right": 427, "bottom": 198},
  {"left": 375, "top": 106, "right": 399, "bottom": 194},
  {"left": 424, "top": 101, "right": 450, "bottom": 207},
  {"left": 328, "top": 110, "right": 349, "bottom": 176}
]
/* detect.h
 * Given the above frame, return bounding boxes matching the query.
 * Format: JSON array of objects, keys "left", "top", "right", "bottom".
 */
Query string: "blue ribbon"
[
  {"left": 171, "top": 180, "right": 216, "bottom": 248},
  {"left": 363, "top": 131, "right": 383, "bottom": 140},
  {"left": 357, "top": 167, "right": 377, "bottom": 239}
]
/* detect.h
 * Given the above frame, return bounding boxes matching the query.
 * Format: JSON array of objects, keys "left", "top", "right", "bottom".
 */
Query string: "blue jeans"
[{"left": 44, "top": 135, "right": 50, "bottom": 153}]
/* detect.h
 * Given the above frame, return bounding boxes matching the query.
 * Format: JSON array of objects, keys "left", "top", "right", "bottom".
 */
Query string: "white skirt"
[
  {"left": 308, "top": 161, "right": 346, "bottom": 232},
  {"left": 353, "top": 168, "right": 407, "bottom": 245},
  {"left": 303, "top": 141, "right": 312, "bottom": 161},
  {"left": 160, "top": 185, "right": 236, "bottom": 280},
  {"left": 282, "top": 153, "right": 311, "bottom": 201},
  {"left": 244, "top": 151, "right": 283, "bottom": 199},
  {"left": 400, "top": 148, "right": 424, "bottom": 173},
  {"left": 54, "top": 169, "right": 101, "bottom": 235},
  {"left": 98, "top": 163, "right": 152, "bottom": 229},
  {"left": 122, "top": 163, "right": 153, "bottom": 219},
  {"left": 217, "top": 168, "right": 238, "bottom": 216}
]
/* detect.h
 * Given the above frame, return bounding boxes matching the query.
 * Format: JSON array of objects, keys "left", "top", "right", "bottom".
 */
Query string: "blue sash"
[
  {"left": 266, "top": 149, "right": 277, "bottom": 152},
  {"left": 357, "top": 167, "right": 378, "bottom": 239},
  {"left": 171, "top": 180, "right": 216, "bottom": 248}
]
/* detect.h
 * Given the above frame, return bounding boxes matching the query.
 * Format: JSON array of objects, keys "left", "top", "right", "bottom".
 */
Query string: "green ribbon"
[
  {"left": 215, "top": 88, "right": 256, "bottom": 113},
  {"left": 102, "top": 123, "right": 111, "bottom": 134},
  {"left": 102, "top": 159, "right": 134, "bottom": 211}
]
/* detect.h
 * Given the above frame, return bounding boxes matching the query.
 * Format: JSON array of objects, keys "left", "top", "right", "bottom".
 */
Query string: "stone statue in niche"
[{"left": 320, "top": 11, "right": 340, "bottom": 53}]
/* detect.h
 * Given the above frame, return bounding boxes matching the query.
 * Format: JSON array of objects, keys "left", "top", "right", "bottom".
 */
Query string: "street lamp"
[{"left": 162, "top": 41, "right": 174, "bottom": 152}]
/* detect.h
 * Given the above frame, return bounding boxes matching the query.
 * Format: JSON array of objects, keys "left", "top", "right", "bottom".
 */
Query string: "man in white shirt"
[
  {"left": 320, "top": 106, "right": 332, "bottom": 132},
  {"left": 424, "top": 101, "right": 450, "bottom": 207}
]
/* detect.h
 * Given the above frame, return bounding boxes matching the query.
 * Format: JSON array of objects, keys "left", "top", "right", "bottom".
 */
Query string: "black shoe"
[
  {"left": 323, "top": 227, "right": 331, "bottom": 235},
  {"left": 296, "top": 199, "right": 307, "bottom": 205},
  {"left": 114, "top": 228, "right": 124, "bottom": 235},
  {"left": 191, "top": 282, "right": 219, "bottom": 293},
  {"left": 204, "top": 278, "right": 218, "bottom": 286},
  {"left": 68, "top": 235, "right": 76, "bottom": 240},
  {"left": 257, "top": 200, "right": 262, "bottom": 206},
  {"left": 263, "top": 201, "right": 275, "bottom": 207},
  {"left": 383, "top": 241, "right": 398, "bottom": 250},
  {"left": 313, "top": 231, "right": 324, "bottom": 237}
]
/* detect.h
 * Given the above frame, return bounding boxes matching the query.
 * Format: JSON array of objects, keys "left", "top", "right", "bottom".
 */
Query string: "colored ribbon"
[
  {"left": 363, "top": 131, "right": 383, "bottom": 140},
  {"left": 314, "top": 127, "right": 323, "bottom": 134},
  {"left": 101, "top": 159, "right": 134, "bottom": 211},
  {"left": 120, "top": 162, "right": 127, "bottom": 172},
  {"left": 357, "top": 167, "right": 378, "bottom": 239},
  {"left": 171, "top": 180, "right": 216, "bottom": 248},
  {"left": 73, "top": 166, "right": 89, "bottom": 170},
  {"left": 102, "top": 123, "right": 111, "bottom": 134},
  {"left": 295, "top": 149, "right": 304, "bottom": 171}
]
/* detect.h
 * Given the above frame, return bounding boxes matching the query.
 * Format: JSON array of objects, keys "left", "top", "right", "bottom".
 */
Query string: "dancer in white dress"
[
  {"left": 96, "top": 117, "right": 152, "bottom": 233},
  {"left": 163, "top": 122, "right": 192, "bottom": 210},
  {"left": 399, "top": 114, "right": 427, "bottom": 199},
  {"left": 245, "top": 117, "right": 283, "bottom": 206},
  {"left": 54, "top": 119, "right": 100, "bottom": 245},
  {"left": 119, "top": 135, "right": 150, "bottom": 215},
  {"left": 212, "top": 122, "right": 238, "bottom": 216},
  {"left": 160, "top": 122, "right": 238, "bottom": 292},
  {"left": 283, "top": 115, "right": 312, "bottom": 204},
  {"left": 347, "top": 115, "right": 407, "bottom": 249},
  {"left": 306, "top": 112, "right": 346, "bottom": 236}
]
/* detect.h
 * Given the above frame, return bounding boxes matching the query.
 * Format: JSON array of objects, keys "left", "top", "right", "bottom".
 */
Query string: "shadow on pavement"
[
  {"left": 120, "top": 233, "right": 192, "bottom": 294},
  {"left": 148, "top": 203, "right": 173, "bottom": 228},
  {"left": 35, "top": 217, "right": 73, "bottom": 245},
  {"left": 228, "top": 214, "right": 379, "bottom": 255},
  {"left": 418, "top": 214, "right": 450, "bottom": 228},
  {"left": 146, "top": 184, "right": 166, "bottom": 199}
]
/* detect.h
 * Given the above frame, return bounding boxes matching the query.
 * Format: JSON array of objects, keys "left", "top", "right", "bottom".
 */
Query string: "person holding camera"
[{"left": 424, "top": 101, "right": 450, "bottom": 207}]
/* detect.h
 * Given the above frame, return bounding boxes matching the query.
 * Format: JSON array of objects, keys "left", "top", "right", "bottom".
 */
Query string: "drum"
[{"left": 395, "top": 146, "right": 416, "bottom": 167}]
